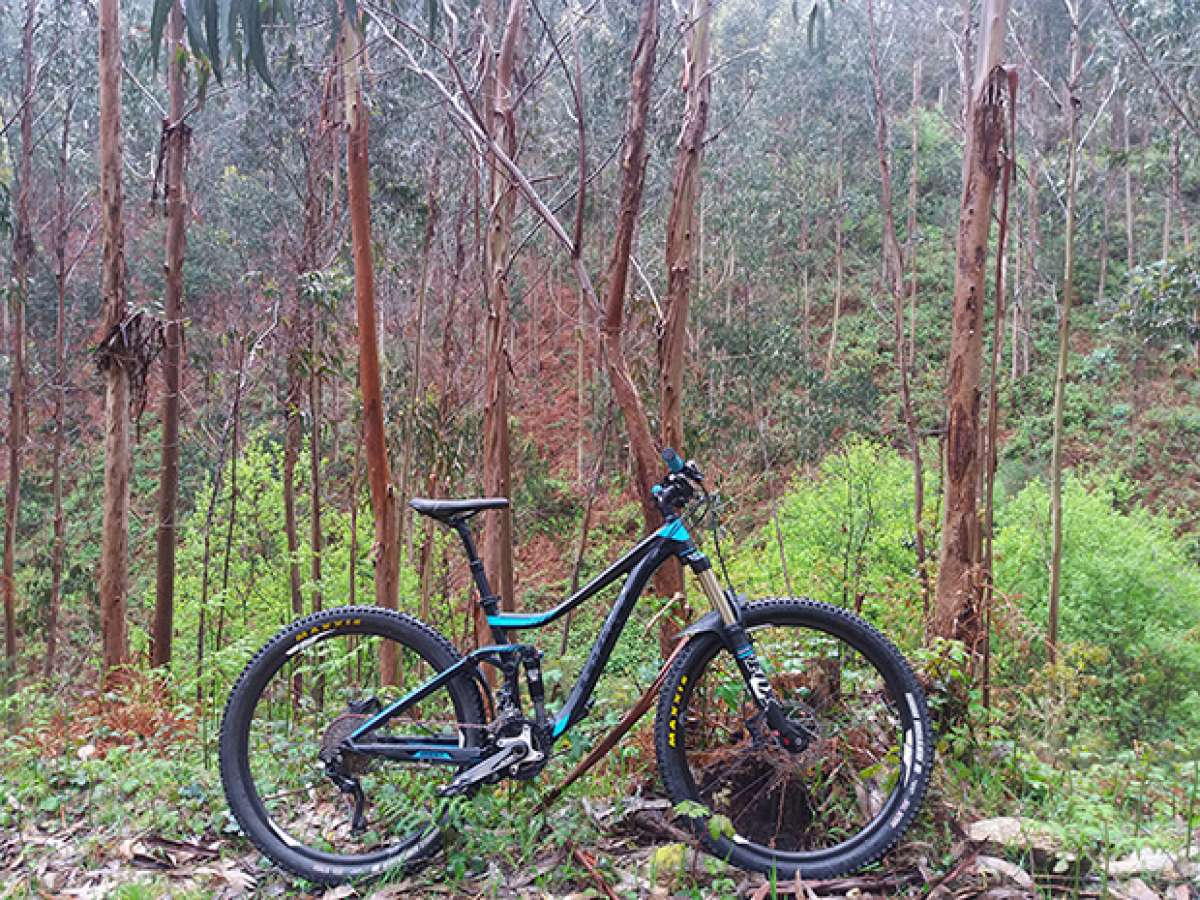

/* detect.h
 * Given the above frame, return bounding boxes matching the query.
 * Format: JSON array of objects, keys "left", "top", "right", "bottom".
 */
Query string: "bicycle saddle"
[{"left": 409, "top": 497, "right": 509, "bottom": 522}]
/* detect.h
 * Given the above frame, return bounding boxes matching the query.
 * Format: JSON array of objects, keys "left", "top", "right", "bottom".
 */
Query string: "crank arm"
[{"left": 438, "top": 743, "right": 523, "bottom": 797}]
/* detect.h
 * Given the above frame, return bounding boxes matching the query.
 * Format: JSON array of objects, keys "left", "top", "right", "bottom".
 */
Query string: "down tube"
[{"left": 550, "top": 538, "right": 682, "bottom": 740}]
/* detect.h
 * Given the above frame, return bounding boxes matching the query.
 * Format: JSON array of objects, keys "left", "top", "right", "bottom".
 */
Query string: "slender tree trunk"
[
  {"left": 398, "top": 142, "right": 442, "bottom": 564},
  {"left": 303, "top": 78, "right": 335, "bottom": 624},
  {"left": 348, "top": 424, "right": 363, "bottom": 606},
  {"left": 907, "top": 58, "right": 922, "bottom": 373},
  {"left": 340, "top": 17, "right": 399, "bottom": 681},
  {"left": 1047, "top": 8, "right": 1083, "bottom": 666},
  {"left": 283, "top": 350, "right": 305, "bottom": 708},
  {"left": 930, "top": 0, "right": 1010, "bottom": 648},
  {"left": 801, "top": 217, "right": 812, "bottom": 364},
  {"left": 309, "top": 351, "right": 324, "bottom": 616},
  {"left": 151, "top": 0, "right": 189, "bottom": 669},
  {"left": 1161, "top": 170, "right": 1172, "bottom": 264},
  {"left": 98, "top": 0, "right": 132, "bottom": 676},
  {"left": 825, "top": 114, "right": 845, "bottom": 376},
  {"left": 480, "top": 0, "right": 524, "bottom": 636},
  {"left": 3, "top": 0, "right": 36, "bottom": 669},
  {"left": 1170, "top": 132, "right": 1190, "bottom": 253},
  {"left": 660, "top": 0, "right": 713, "bottom": 456},
  {"left": 47, "top": 92, "right": 76, "bottom": 678},
  {"left": 576, "top": 288, "right": 587, "bottom": 484},
  {"left": 867, "top": 0, "right": 931, "bottom": 608},
  {"left": 657, "top": 0, "right": 713, "bottom": 651},
  {"left": 1098, "top": 165, "right": 1110, "bottom": 304},
  {"left": 600, "top": 0, "right": 663, "bottom": 572},
  {"left": 1022, "top": 154, "right": 1038, "bottom": 377},
  {"left": 1120, "top": 92, "right": 1136, "bottom": 271}
]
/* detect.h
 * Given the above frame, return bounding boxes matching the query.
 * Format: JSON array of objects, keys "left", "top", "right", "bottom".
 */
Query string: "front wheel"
[{"left": 654, "top": 598, "right": 932, "bottom": 880}]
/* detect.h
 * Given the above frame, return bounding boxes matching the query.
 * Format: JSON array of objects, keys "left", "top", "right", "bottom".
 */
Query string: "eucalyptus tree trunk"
[
  {"left": 1021, "top": 154, "right": 1038, "bottom": 377},
  {"left": 480, "top": 0, "right": 524, "bottom": 638},
  {"left": 47, "top": 93, "right": 75, "bottom": 678},
  {"left": 930, "top": 0, "right": 1010, "bottom": 648},
  {"left": 1047, "top": 4, "right": 1083, "bottom": 666},
  {"left": 3, "top": 0, "right": 36, "bottom": 668},
  {"left": 907, "top": 58, "right": 922, "bottom": 372},
  {"left": 657, "top": 0, "right": 713, "bottom": 651},
  {"left": 151, "top": 0, "right": 189, "bottom": 669},
  {"left": 304, "top": 104, "right": 335, "bottom": 625},
  {"left": 283, "top": 348, "right": 305, "bottom": 625},
  {"left": 399, "top": 144, "right": 442, "bottom": 564},
  {"left": 340, "top": 16, "right": 400, "bottom": 681},
  {"left": 867, "top": 0, "right": 931, "bottom": 608},
  {"left": 1171, "top": 132, "right": 1191, "bottom": 252},
  {"left": 1119, "top": 91, "right": 1136, "bottom": 271},
  {"left": 98, "top": 0, "right": 132, "bottom": 675},
  {"left": 825, "top": 114, "right": 845, "bottom": 376},
  {"left": 600, "top": 0, "right": 662, "bottom": 578},
  {"left": 308, "top": 312, "right": 325, "bottom": 626},
  {"left": 660, "top": 0, "right": 713, "bottom": 456}
]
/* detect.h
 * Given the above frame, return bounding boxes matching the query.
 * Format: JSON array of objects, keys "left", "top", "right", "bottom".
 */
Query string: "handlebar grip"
[{"left": 662, "top": 447, "right": 684, "bottom": 473}]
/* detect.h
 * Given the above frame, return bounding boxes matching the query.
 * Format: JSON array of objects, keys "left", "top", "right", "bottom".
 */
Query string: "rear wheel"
[
  {"left": 219, "top": 606, "right": 487, "bottom": 884},
  {"left": 654, "top": 598, "right": 932, "bottom": 880}
]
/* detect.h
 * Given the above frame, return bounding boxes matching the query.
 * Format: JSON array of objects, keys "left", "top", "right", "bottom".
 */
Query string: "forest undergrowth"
[{"left": 3, "top": 441, "right": 1199, "bottom": 898}]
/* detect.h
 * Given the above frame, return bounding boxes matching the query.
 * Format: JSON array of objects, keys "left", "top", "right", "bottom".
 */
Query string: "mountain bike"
[{"left": 220, "top": 449, "right": 933, "bottom": 885}]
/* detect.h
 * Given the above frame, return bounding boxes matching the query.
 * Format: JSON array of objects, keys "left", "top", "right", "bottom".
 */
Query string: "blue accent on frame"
[
  {"left": 656, "top": 519, "right": 690, "bottom": 542},
  {"left": 551, "top": 717, "right": 569, "bottom": 738},
  {"left": 486, "top": 612, "right": 556, "bottom": 629},
  {"left": 735, "top": 645, "right": 754, "bottom": 659},
  {"left": 413, "top": 750, "right": 453, "bottom": 761}
]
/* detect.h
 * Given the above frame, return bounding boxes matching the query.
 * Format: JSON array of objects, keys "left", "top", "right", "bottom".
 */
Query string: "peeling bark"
[
  {"left": 930, "top": 0, "right": 1011, "bottom": 647},
  {"left": 98, "top": 0, "right": 132, "bottom": 677}
]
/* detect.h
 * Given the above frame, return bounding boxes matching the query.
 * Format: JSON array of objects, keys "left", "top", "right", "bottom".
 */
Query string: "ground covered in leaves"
[{"left": 2, "top": 679, "right": 1199, "bottom": 899}]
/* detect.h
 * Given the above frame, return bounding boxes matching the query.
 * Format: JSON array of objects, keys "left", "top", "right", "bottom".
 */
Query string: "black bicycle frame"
[{"left": 343, "top": 520, "right": 697, "bottom": 765}]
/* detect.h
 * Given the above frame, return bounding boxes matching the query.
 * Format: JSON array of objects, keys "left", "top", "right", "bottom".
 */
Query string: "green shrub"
[
  {"left": 725, "top": 439, "right": 935, "bottom": 650},
  {"left": 993, "top": 474, "right": 1200, "bottom": 740}
]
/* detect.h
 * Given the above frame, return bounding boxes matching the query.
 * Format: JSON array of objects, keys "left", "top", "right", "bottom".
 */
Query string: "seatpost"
[{"left": 450, "top": 518, "right": 504, "bottom": 623}]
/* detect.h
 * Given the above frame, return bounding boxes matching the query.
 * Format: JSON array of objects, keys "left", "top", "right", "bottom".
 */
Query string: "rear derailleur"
[{"left": 319, "top": 698, "right": 382, "bottom": 834}]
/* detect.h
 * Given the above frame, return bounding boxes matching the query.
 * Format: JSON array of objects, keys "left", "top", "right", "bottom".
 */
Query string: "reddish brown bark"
[
  {"left": 151, "top": 0, "right": 189, "bottom": 669},
  {"left": 657, "top": 0, "right": 713, "bottom": 650},
  {"left": 660, "top": 0, "right": 713, "bottom": 456},
  {"left": 600, "top": 0, "right": 663, "bottom": 566},
  {"left": 98, "top": 0, "right": 131, "bottom": 676},
  {"left": 341, "top": 18, "right": 400, "bottom": 682},
  {"left": 930, "top": 0, "right": 1010, "bottom": 648}
]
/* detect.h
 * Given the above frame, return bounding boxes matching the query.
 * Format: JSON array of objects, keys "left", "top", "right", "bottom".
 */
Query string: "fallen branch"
[
  {"left": 535, "top": 640, "right": 687, "bottom": 813},
  {"left": 571, "top": 844, "right": 619, "bottom": 900}
]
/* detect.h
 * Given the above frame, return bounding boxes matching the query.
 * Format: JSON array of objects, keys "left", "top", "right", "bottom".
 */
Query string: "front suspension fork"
[{"left": 691, "top": 556, "right": 808, "bottom": 752}]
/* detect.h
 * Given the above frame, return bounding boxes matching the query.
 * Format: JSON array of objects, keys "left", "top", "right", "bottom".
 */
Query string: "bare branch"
[{"left": 1103, "top": 0, "right": 1199, "bottom": 139}]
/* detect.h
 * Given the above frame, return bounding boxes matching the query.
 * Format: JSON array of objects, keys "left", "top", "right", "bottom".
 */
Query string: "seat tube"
[{"left": 452, "top": 520, "right": 504, "bottom": 629}]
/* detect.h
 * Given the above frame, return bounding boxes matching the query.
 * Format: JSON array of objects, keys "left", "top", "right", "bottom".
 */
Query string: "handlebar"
[{"left": 653, "top": 448, "right": 705, "bottom": 517}]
